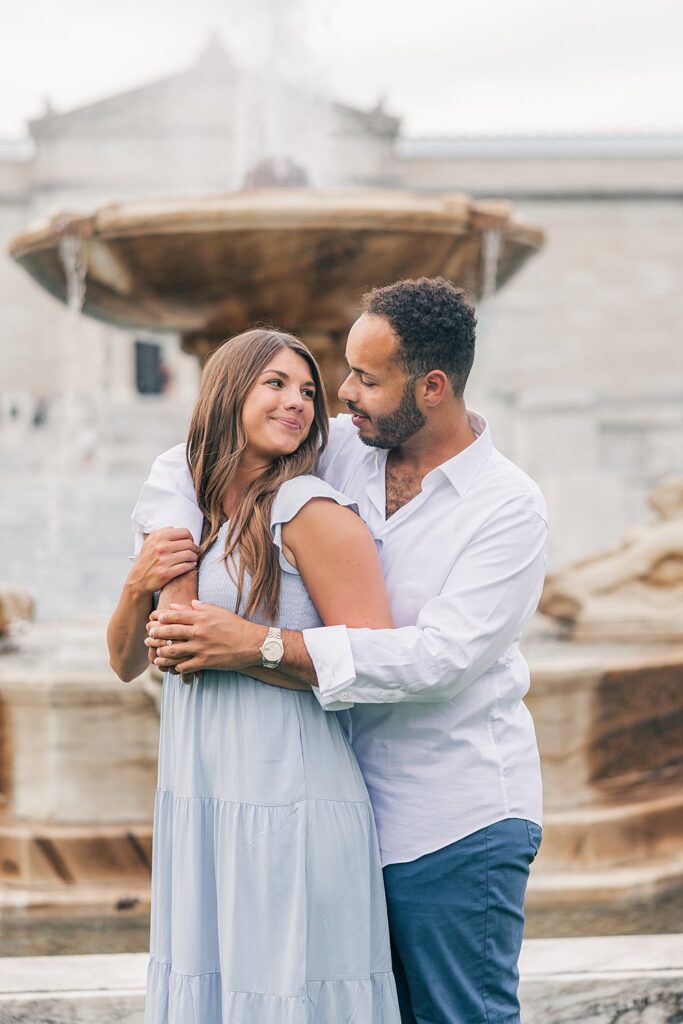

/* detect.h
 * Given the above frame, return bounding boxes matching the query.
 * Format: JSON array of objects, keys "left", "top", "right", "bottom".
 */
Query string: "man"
[{"left": 135, "top": 277, "right": 548, "bottom": 1023}]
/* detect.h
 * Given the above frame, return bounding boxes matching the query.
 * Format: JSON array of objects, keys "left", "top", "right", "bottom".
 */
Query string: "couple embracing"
[{"left": 107, "top": 276, "right": 548, "bottom": 1024}]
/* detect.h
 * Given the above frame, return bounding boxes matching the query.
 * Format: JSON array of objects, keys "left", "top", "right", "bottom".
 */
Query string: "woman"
[{"left": 107, "top": 329, "right": 400, "bottom": 1023}]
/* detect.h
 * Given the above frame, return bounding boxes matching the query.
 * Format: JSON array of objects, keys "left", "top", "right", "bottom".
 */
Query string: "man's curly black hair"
[{"left": 362, "top": 277, "right": 477, "bottom": 397}]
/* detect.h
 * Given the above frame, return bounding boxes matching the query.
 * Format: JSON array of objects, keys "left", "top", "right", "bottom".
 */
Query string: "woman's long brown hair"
[{"left": 186, "top": 329, "right": 329, "bottom": 622}]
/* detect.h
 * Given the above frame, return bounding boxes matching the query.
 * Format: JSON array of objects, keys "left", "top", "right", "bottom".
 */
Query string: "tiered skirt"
[{"left": 144, "top": 671, "right": 399, "bottom": 1023}]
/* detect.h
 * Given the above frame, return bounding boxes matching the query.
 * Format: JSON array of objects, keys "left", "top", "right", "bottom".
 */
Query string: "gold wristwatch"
[{"left": 260, "top": 627, "right": 284, "bottom": 669}]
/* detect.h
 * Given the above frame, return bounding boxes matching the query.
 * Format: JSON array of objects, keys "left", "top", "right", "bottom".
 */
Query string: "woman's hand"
[
  {"left": 128, "top": 528, "right": 199, "bottom": 597},
  {"left": 145, "top": 600, "right": 266, "bottom": 675},
  {"left": 108, "top": 529, "right": 198, "bottom": 684}
]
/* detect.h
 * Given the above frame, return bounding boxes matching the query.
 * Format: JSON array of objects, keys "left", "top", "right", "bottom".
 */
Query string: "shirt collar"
[{"left": 424, "top": 409, "right": 493, "bottom": 496}]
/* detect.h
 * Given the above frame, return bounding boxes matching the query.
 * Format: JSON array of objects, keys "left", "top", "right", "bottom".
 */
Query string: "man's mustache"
[{"left": 346, "top": 401, "right": 370, "bottom": 419}]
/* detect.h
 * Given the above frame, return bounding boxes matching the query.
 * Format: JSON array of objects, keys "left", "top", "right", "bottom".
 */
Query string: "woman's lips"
[{"left": 274, "top": 417, "right": 302, "bottom": 430}]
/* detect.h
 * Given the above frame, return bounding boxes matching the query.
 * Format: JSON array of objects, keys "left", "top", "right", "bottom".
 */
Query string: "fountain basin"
[{"left": 9, "top": 189, "right": 543, "bottom": 366}]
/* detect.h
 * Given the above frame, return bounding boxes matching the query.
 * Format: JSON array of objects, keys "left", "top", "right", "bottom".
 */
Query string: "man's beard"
[{"left": 354, "top": 380, "right": 426, "bottom": 449}]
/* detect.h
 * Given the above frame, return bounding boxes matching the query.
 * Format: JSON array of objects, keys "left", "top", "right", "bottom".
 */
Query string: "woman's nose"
[{"left": 284, "top": 387, "right": 304, "bottom": 409}]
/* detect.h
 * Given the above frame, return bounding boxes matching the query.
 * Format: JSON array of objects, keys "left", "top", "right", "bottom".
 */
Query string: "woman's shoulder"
[
  {"left": 271, "top": 475, "right": 358, "bottom": 528},
  {"left": 270, "top": 476, "right": 359, "bottom": 577}
]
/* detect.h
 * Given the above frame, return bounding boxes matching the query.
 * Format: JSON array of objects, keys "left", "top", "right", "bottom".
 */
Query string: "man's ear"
[{"left": 421, "top": 370, "right": 450, "bottom": 407}]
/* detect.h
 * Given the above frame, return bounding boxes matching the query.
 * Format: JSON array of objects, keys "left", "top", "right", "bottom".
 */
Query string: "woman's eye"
[
  {"left": 302, "top": 389, "right": 316, "bottom": 400},
  {"left": 266, "top": 379, "right": 283, "bottom": 387},
  {"left": 360, "top": 379, "right": 376, "bottom": 388}
]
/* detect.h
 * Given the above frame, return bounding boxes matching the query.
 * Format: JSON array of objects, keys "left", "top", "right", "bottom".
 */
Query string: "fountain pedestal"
[
  {"left": 526, "top": 636, "right": 683, "bottom": 904},
  {"left": 180, "top": 329, "right": 350, "bottom": 410},
  {"left": 528, "top": 481, "right": 683, "bottom": 905},
  {"left": 0, "top": 622, "right": 158, "bottom": 908}
]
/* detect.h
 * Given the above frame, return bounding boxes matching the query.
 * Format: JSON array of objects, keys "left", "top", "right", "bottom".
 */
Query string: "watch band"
[{"left": 260, "top": 626, "right": 284, "bottom": 669}]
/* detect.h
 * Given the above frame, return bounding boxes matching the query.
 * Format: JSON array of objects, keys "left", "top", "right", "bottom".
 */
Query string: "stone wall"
[{"left": 473, "top": 196, "right": 683, "bottom": 561}]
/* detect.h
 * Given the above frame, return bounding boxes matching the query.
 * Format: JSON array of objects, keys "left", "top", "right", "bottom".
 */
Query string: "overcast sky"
[{"left": 2, "top": 0, "right": 681, "bottom": 139}]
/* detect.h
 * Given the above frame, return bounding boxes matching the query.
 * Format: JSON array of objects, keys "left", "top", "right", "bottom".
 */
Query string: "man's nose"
[{"left": 338, "top": 373, "right": 355, "bottom": 404}]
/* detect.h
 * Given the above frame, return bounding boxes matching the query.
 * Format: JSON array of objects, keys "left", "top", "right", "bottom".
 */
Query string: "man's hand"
[
  {"left": 130, "top": 528, "right": 198, "bottom": 597},
  {"left": 145, "top": 601, "right": 267, "bottom": 675}
]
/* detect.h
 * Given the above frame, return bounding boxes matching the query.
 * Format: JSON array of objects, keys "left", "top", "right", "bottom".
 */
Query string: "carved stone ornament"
[{"left": 540, "top": 477, "right": 683, "bottom": 641}]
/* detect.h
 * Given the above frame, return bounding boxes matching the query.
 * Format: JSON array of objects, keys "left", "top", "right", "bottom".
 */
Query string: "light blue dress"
[{"left": 145, "top": 476, "right": 400, "bottom": 1024}]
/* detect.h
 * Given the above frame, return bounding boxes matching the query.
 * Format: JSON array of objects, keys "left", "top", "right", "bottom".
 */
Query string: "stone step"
[
  {"left": 532, "top": 791, "right": 683, "bottom": 876},
  {"left": 528, "top": 852, "right": 683, "bottom": 903}
]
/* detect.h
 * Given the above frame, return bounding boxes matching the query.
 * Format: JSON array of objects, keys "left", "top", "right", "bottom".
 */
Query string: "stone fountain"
[
  {"left": 526, "top": 478, "right": 683, "bottom": 910},
  {"left": 9, "top": 189, "right": 543, "bottom": 403},
  {"left": 5, "top": 180, "right": 683, "bottom": 952},
  {"left": 3, "top": 187, "right": 544, "bottom": 913}
]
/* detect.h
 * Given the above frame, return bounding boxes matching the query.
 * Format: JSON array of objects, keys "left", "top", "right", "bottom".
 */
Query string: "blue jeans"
[{"left": 383, "top": 818, "right": 542, "bottom": 1024}]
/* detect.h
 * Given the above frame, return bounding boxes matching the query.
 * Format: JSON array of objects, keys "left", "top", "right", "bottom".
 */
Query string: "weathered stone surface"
[
  {"left": 1, "top": 935, "right": 681, "bottom": 1023},
  {"left": 540, "top": 478, "right": 683, "bottom": 641},
  {"left": 0, "top": 621, "right": 158, "bottom": 905},
  {"left": 0, "top": 953, "right": 145, "bottom": 1023},
  {"left": 522, "top": 976, "right": 683, "bottom": 1023},
  {"left": 0, "top": 589, "right": 34, "bottom": 638},
  {"left": 0, "top": 621, "right": 159, "bottom": 825},
  {"left": 526, "top": 635, "right": 683, "bottom": 900}
]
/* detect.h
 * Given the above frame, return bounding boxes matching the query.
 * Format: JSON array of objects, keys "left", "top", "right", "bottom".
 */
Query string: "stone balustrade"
[{"left": 1, "top": 935, "right": 681, "bottom": 1023}]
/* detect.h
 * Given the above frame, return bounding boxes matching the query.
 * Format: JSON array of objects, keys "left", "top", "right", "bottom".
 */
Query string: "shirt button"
[{"left": 341, "top": 691, "right": 350, "bottom": 700}]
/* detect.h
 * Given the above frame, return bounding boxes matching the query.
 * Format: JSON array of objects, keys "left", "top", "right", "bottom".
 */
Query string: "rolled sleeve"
[{"left": 131, "top": 443, "right": 204, "bottom": 557}]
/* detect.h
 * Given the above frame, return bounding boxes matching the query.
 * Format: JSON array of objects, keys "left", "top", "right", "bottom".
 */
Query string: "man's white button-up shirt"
[{"left": 131, "top": 412, "right": 548, "bottom": 866}]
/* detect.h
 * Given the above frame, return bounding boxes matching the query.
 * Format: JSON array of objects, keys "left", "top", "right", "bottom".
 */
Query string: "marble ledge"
[{"left": 0, "top": 935, "right": 681, "bottom": 1023}]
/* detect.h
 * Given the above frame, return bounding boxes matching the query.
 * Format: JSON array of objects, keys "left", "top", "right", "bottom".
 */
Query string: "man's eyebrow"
[
  {"left": 348, "top": 365, "right": 379, "bottom": 380},
  {"left": 261, "top": 368, "right": 316, "bottom": 387}
]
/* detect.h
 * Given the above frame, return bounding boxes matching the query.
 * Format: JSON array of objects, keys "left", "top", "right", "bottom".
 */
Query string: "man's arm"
[
  {"left": 147, "top": 502, "right": 548, "bottom": 709},
  {"left": 303, "top": 503, "right": 549, "bottom": 708},
  {"left": 147, "top": 495, "right": 393, "bottom": 709},
  {"left": 146, "top": 606, "right": 324, "bottom": 690},
  {"left": 132, "top": 444, "right": 203, "bottom": 557},
  {"left": 131, "top": 420, "right": 356, "bottom": 556}
]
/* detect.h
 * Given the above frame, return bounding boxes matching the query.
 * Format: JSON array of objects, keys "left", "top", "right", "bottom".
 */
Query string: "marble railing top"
[
  {"left": 519, "top": 934, "right": 683, "bottom": 976},
  {"left": 2, "top": 935, "right": 681, "bottom": 997},
  {"left": 0, "top": 953, "right": 146, "bottom": 994}
]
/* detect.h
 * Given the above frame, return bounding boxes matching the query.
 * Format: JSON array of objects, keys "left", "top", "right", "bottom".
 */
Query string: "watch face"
[{"left": 262, "top": 639, "right": 283, "bottom": 662}]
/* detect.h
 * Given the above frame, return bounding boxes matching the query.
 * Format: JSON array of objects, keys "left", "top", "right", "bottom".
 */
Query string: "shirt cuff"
[
  {"left": 303, "top": 624, "right": 356, "bottom": 710},
  {"left": 131, "top": 484, "right": 205, "bottom": 558}
]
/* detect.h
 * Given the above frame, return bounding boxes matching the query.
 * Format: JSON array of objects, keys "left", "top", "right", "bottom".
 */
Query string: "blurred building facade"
[
  {"left": 0, "top": 37, "right": 399, "bottom": 420},
  {"left": 1, "top": 38, "right": 682, "bottom": 571},
  {"left": 397, "top": 134, "right": 683, "bottom": 558}
]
